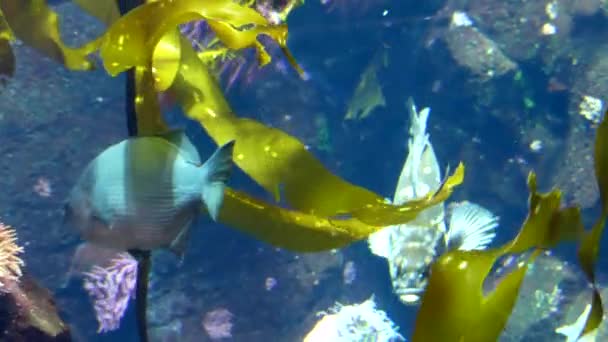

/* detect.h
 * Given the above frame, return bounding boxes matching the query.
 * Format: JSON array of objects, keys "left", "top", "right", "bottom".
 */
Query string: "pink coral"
[
  {"left": 202, "top": 308, "right": 234, "bottom": 340},
  {"left": 82, "top": 252, "right": 138, "bottom": 333}
]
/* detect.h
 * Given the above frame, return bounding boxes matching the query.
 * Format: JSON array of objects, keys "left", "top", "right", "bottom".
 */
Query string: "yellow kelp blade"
[
  {"left": 0, "top": 11, "right": 14, "bottom": 79},
  {"left": 413, "top": 173, "right": 584, "bottom": 342},
  {"left": 416, "top": 249, "right": 538, "bottom": 341},
  {"left": 595, "top": 111, "right": 608, "bottom": 212},
  {"left": 218, "top": 188, "right": 383, "bottom": 252},
  {"left": 576, "top": 111, "right": 608, "bottom": 339},
  {"left": 505, "top": 175, "right": 583, "bottom": 254},
  {"left": 412, "top": 249, "right": 499, "bottom": 340},
  {"left": 134, "top": 66, "right": 169, "bottom": 135},
  {"left": 0, "top": 11, "right": 13, "bottom": 41},
  {"left": 476, "top": 249, "right": 541, "bottom": 340},
  {"left": 165, "top": 34, "right": 464, "bottom": 227},
  {"left": 206, "top": 20, "right": 304, "bottom": 75},
  {"left": 349, "top": 164, "right": 464, "bottom": 226},
  {"left": 167, "top": 35, "right": 232, "bottom": 114},
  {"left": 98, "top": 0, "right": 303, "bottom": 90},
  {"left": 0, "top": 38, "right": 14, "bottom": 79},
  {"left": 71, "top": 0, "right": 119, "bottom": 26},
  {"left": 151, "top": 29, "right": 183, "bottom": 93},
  {"left": 0, "top": 0, "right": 98, "bottom": 71}
]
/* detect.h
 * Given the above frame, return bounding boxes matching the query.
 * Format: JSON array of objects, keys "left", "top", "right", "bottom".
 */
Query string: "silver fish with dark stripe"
[
  {"left": 368, "top": 98, "right": 499, "bottom": 305},
  {"left": 64, "top": 130, "right": 234, "bottom": 256}
]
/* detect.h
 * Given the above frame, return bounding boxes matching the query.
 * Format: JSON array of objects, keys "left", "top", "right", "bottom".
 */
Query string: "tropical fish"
[
  {"left": 64, "top": 130, "right": 235, "bottom": 256},
  {"left": 368, "top": 98, "right": 498, "bottom": 305}
]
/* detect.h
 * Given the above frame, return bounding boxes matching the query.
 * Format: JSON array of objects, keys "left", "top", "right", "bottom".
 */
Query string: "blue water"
[{"left": 1, "top": 0, "right": 607, "bottom": 341}]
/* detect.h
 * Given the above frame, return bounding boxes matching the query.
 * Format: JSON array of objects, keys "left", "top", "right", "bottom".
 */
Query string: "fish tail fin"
[
  {"left": 200, "top": 140, "right": 236, "bottom": 221},
  {"left": 445, "top": 201, "right": 499, "bottom": 251}
]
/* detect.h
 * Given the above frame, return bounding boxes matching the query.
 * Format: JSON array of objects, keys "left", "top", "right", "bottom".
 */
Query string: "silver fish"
[
  {"left": 368, "top": 98, "right": 499, "bottom": 305},
  {"left": 64, "top": 130, "right": 235, "bottom": 256}
]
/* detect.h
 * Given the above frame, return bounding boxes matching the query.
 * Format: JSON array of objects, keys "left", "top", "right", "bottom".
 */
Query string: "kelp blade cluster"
[
  {"left": 0, "top": 12, "right": 14, "bottom": 79},
  {"left": 0, "top": 0, "right": 99, "bottom": 71},
  {"left": 0, "top": 0, "right": 464, "bottom": 249},
  {"left": 92, "top": 0, "right": 466, "bottom": 250},
  {"left": 576, "top": 111, "right": 608, "bottom": 337},
  {"left": 413, "top": 114, "right": 608, "bottom": 341}
]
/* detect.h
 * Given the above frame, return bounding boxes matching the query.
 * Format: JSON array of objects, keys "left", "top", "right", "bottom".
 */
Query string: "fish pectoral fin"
[
  {"left": 368, "top": 228, "right": 392, "bottom": 259},
  {"left": 445, "top": 201, "right": 499, "bottom": 251},
  {"left": 368, "top": 198, "right": 393, "bottom": 258},
  {"left": 201, "top": 140, "right": 236, "bottom": 221},
  {"left": 169, "top": 221, "right": 193, "bottom": 259}
]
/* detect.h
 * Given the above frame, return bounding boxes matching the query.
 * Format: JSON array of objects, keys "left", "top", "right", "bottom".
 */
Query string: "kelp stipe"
[{"left": 117, "top": 1, "right": 151, "bottom": 342}]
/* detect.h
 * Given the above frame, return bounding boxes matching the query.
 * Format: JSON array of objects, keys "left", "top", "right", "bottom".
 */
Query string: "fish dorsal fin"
[
  {"left": 394, "top": 100, "right": 440, "bottom": 204},
  {"left": 154, "top": 129, "right": 202, "bottom": 164},
  {"left": 200, "top": 141, "right": 236, "bottom": 221},
  {"left": 445, "top": 201, "right": 498, "bottom": 251}
]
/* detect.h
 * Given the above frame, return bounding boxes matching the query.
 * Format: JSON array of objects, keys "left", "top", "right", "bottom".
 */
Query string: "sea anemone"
[{"left": 0, "top": 222, "right": 24, "bottom": 291}]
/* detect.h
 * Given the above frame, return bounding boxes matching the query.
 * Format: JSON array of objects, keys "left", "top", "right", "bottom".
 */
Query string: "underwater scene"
[{"left": 0, "top": 0, "right": 608, "bottom": 341}]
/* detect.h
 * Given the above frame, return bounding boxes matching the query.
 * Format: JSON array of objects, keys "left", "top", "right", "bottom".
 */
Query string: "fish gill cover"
[{"left": 0, "top": 0, "right": 606, "bottom": 341}]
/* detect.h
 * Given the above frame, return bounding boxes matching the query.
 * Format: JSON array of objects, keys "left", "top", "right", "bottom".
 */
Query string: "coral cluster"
[
  {"left": 82, "top": 252, "right": 138, "bottom": 333},
  {"left": 202, "top": 308, "right": 234, "bottom": 340}
]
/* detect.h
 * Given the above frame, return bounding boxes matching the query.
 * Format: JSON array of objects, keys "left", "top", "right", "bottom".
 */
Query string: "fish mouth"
[{"left": 397, "top": 288, "right": 423, "bottom": 305}]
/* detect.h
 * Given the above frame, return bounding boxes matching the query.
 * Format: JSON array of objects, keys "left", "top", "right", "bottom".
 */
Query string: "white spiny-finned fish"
[
  {"left": 64, "top": 130, "right": 235, "bottom": 257},
  {"left": 368, "top": 98, "right": 499, "bottom": 305}
]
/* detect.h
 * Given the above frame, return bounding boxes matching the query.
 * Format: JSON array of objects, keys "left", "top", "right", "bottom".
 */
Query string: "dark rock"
[{"left": 0, "top": 274, "right": 72, "bottom": 341}]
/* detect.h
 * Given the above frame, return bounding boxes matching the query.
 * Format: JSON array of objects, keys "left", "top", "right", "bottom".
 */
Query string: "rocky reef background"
[{"left": 0, "top": 0, "right": 607, "bottom": 341}]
